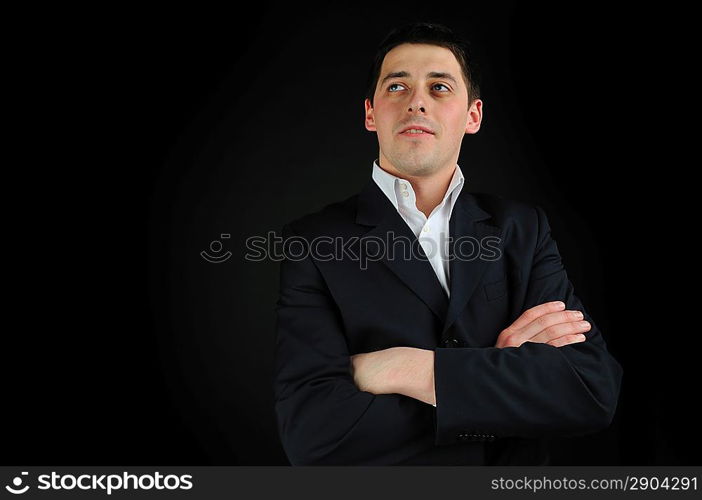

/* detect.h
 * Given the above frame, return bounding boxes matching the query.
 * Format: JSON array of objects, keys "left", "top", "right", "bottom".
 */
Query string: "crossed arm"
[
  {"left": 350, "top": 300, "right": 594, "bottom": 406},
  {"left": 274, "top": 206, "right": 623, "bottom": 464}
]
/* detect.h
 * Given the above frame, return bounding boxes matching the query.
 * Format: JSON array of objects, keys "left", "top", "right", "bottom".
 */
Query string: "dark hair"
[{"left": 365, "top": 22, "right": 480, "bottom": 106}]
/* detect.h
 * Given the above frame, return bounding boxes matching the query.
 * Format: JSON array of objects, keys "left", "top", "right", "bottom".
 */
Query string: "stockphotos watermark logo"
[
  {"left": 200, "top": 233, "right": 232, "bottom": 263},
  {"left": 4, "top": 470, "right": 193, "bottom": 495},
  {"left": 201, "top": 230, "right": 502, "bottom": 269},
  {"left": 5, "top": 472, "right": 29, "bottom": 494}
]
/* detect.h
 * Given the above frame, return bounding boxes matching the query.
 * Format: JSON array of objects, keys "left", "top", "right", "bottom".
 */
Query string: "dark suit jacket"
[{"left": 273, "top": 177, "right": 623, "bottom": 465}]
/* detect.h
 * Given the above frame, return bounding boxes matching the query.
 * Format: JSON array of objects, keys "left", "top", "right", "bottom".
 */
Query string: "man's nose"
[{"left": 407, "top": 90, "right": 427, "bottom": 113}]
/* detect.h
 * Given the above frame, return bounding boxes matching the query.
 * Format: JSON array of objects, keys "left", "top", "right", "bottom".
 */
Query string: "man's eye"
[
  {"left": 433, "top": 83, "right": 450, "bottom": 92},
  {"left": 388, "top": 83, "right": 406, "bottom": 92}
]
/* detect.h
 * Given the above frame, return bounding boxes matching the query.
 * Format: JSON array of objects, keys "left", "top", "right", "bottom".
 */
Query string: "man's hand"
[
  {"left": 350, "top": 347, "right": 399, "bottom": 395},
  {"left": 350, "top": 346, "right": 436, "bottom": 406},
  {"left": 495, "top": 300, "right": 590, "bottom": 348}
]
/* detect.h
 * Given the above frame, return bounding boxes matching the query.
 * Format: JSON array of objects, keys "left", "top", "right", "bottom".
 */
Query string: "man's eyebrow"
[
  {"left": 427, "top": 71, "right": 458, "bottom": 85},
  {"left": 380, "top": 71, "right": 459, "bottom": 85},
  {"left": 381, "top": 71, "right": 410, "bottom": 84}
]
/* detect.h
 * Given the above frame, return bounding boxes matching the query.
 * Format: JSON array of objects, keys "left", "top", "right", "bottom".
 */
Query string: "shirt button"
[
  {"left": 400, "top": 183, "right": 407, "bottom": 190},
  {"left": 401, "top": 191, "right": 409, "bottom": 197},
  {"left": 422, "top": 226, "right": 430, "bottom": 232}
]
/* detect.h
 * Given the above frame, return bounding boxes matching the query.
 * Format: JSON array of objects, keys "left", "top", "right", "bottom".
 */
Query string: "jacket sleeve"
[
  {"left": 433, "top": 205, "right": 623, "bottom": 446},
  {"left": 273, "top": 223, "right": 435, "bottom": 465}
]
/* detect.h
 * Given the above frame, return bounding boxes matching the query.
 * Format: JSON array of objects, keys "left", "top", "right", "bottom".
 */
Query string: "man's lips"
[{"left": 398, "top": 125, "right": 435, "bottom": 136}]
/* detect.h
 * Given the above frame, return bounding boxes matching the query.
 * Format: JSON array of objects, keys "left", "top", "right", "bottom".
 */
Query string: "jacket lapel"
[
  {"left": 355, "top": 178, "right": 503, "bottom": 335},
  {"left": 441, "top": 194, "right": 503, "bottom": 336},
  {"left": 356, "top": 179, "right": 449, "bottom": 322}
]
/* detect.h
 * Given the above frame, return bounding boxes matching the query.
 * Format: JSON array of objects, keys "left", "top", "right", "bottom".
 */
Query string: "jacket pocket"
[{"left": 484, "top": 278, "right": 507, "bottom": 301}]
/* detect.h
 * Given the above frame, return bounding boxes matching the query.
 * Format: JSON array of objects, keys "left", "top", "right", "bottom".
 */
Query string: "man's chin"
[{"left": 392, "top": 157, "right": 439, "bottom": 177}]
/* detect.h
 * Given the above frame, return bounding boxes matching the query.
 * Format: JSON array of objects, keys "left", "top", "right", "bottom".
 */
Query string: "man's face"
[{"left": 365, "top": 43, "right": 482, "bottom": 177}]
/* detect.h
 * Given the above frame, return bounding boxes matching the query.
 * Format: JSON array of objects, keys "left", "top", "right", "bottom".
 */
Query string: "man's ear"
[
  {"left": 365, "top": 98, "right": 376, "bottom": 132},
  {"left": 465, "top": 98, "right": 483, "bottom": 135}
]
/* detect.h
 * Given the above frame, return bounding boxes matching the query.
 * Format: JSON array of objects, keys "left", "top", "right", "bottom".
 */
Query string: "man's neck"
[{"left": 378, "top": 160, "right": 456, "bottom": 218}]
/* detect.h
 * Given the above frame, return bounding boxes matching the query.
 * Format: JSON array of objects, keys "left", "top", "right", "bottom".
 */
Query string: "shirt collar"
[{"left": 371, "top": 159, "right": 465, "bottom": 217}]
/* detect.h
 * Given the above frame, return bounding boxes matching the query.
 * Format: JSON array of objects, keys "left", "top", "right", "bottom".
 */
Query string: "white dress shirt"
[{"left": 371, "top": 160, "right": 465, "bottom": 298}]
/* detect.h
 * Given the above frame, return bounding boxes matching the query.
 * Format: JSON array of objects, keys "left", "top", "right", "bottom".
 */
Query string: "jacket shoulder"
[
  {"left": 469, "top": 192, "right": 541, "bottom": 226},
  {"left": 281, "top": 193, "right": 359, "bottom": 238}
]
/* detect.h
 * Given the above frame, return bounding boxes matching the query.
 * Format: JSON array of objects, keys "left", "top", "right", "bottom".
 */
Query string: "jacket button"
[
  {"left": 458, "top": 433, "right": 470, "bottom": 441},
  {"left": 441, "top": 338, "right": 461, "bottom": 348}
]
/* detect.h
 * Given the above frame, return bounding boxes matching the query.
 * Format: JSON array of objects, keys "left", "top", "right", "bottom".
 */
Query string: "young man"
[{"left": 273, "top": 22, "right": 622, "bottom": 465}]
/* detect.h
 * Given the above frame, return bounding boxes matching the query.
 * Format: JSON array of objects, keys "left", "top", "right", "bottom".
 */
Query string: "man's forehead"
[{"left": 381, "top": 43, "right": 460, "bottom": 75}]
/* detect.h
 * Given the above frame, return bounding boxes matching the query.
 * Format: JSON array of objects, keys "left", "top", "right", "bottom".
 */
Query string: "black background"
[{"left": 4, "top": 4, "right": 695, "bottom": 466}]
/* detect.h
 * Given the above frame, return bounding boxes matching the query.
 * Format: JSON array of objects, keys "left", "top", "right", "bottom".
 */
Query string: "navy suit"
[{"left": 273, "top": 177, "right": 623, "bottom": 465}]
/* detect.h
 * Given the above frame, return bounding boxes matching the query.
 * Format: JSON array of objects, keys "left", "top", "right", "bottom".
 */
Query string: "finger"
[
  {"left": 531, "top": 320, "right": 591, "bottom": 344},
  {"left": 507, "top": 301, "right": 566, "bottom": 332},
  {"left": 519, "top": 309, "right": 585, "bottom": 341},
  {"left": 547, "top": 333, "right": 587, "bottom": 348}
]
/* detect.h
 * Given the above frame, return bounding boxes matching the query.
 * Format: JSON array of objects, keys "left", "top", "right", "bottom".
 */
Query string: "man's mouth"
[{"left": 398, "top": 125, "right": 435, "bottom": 136}]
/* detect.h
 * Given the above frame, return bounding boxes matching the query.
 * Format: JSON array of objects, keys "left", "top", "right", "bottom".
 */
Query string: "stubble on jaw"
[{"left": 386, "top": 145, "right": 444, "bottom": 178}]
